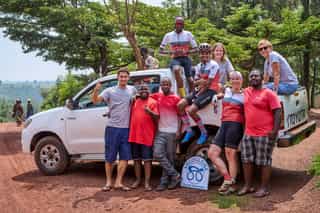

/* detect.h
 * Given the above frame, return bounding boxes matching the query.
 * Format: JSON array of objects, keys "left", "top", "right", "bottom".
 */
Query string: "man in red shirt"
[
  {"left": 151, "top": 78, "right": 182, "bottom": 191},
  {"left": 238, "top": 69, "right": 281, "bottom": 198},
  {"left": 129, "top": 84, "right": 159, "bottom": 191}
]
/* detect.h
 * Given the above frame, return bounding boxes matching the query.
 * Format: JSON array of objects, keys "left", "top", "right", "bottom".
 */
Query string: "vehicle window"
[
  {"left": 129, "top": 75, "right": 160, "bottom": 93},
  {"left": 75, "top": 79, "right": 118, "bottom": 110},
  {"left": 74, "top": 74, "right": 160, "bottom": 110}
]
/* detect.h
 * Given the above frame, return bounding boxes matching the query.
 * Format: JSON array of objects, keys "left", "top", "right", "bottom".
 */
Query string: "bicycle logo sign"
[{"left": 181, "top": 156, "right": 210, "bottom": 190}]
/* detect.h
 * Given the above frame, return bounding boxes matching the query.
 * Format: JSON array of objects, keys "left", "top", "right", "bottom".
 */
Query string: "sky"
[{"left": 0, "top": 0, "right": 163, "bottom": 81}]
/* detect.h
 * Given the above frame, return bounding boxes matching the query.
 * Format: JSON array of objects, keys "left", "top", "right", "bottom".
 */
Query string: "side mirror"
[{"left": 65, "top": 99, "right": 74, "bottom": 110}]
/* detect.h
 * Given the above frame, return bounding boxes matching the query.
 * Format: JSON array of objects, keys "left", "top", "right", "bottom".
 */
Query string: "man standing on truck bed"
[
  {"left": 159, "top": 16, "right": 198, "bottom": 97},
  {"left": 92, "top": 67, "right": 137, "bottom": 192},
  {"left": 238, "top": 69, "right": 281, "bottom": 198}
]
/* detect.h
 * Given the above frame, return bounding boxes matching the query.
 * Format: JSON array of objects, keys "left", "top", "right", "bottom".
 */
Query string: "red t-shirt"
[
  {"left": 129, "top": 97, "right": 159, "bottom": 146},
  {"left": 244, "top": 87, "right": 281, "bottom": 136},
  {"left": 150, "top": 92, "right": 181, "bottom": 133}
]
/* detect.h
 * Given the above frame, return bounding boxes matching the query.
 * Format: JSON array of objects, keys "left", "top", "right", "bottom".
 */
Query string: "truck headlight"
[{"left": 24, "top": 118, "right": 32, "bottom": 129}]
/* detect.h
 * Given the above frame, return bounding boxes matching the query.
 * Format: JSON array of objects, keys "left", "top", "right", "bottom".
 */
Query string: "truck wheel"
[
  {"left": 34, "top": 136, "right": 70, "bottom": 175},
  {"left": 186, "top": 138, "right": 223, "bottom": 184}
]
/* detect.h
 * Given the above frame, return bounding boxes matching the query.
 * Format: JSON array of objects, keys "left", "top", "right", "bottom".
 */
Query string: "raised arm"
[{"left": 91, "top": 82, "right": 104, "bottom": 104}]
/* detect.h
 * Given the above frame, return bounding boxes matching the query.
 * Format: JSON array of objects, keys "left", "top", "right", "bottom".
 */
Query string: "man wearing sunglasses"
[{"left": 258, "top": 39, "right": 299, "bottom": 95}]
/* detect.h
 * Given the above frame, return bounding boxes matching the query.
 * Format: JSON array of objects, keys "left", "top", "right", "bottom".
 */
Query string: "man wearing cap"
[{"left": 159, "top": 16, "right": 198, "bottom": 97}]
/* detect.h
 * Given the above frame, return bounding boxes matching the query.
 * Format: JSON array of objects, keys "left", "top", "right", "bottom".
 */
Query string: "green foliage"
[
  {"left": 41, "top": 73, "right": 87, "bottom": 110},
  {"left": 0, "top": 98, "right": 13, "bottom": 122},
  {"left": 209, "top": 192, "right": 248, "bottom": 209},
  {"left": 310, "top": 155, "right": 320, "bottom": 187}
]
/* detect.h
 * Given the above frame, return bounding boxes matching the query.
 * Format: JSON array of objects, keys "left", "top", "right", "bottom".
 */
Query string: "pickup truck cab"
[{"left": 21, "top": 68, "right": 316, "bottom": 180}]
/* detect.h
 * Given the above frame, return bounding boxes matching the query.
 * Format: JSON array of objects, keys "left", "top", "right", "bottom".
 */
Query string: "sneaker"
[
  {"left": 181, "top": 131, "right": 194, "bottom": 143},
  {"left": 168, "top": 175, "right": 181, "bottom": 190},
  {"left": 197, "top": 133, "right": 208, "bottom": 145},
  {"left": 155, "top": 183, "right": 168, "bottom": 191}
]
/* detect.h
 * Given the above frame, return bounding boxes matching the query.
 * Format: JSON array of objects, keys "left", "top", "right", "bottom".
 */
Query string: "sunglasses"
[{"left": 258, "top": 46, "right": 269, "bottom": 51}]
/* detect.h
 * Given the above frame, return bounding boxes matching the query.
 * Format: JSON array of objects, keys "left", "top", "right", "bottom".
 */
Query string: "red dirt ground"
[{"left": 1, "top": 109, "right": 320, "bottom": 212}]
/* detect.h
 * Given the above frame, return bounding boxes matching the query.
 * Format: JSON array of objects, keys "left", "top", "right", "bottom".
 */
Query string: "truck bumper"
[{"left": 277, "top": 120, "right": 317, "bottom": 147}]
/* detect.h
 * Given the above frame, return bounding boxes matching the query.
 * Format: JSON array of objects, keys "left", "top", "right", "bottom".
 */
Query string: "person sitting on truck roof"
[
  {"left": 177, "top": 43, "right": 220, "bottom": 145},
  {"left": 212, "top": 42, "right": 235, "bottom": 85},
  {"left": 159, "top": 16, "right": 198, "bottom": 97},
  {"left": 238, "top": 69, "right": 281, "bottom": 198},
  {"left": 258, "top": 39, "right": 299, "bottom": 95},
  {"left": 129, "top": 84, "right": 159, "bottom": 191},
  {"left": 208, "top": 71, "right": 244, "bottom": 195}
]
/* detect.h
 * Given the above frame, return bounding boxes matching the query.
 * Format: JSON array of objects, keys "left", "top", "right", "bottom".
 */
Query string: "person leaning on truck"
[
  {"left": 258, "top": 39, "right": 299, "bottom": 95},
  {"left": 238, "top": 69, "right": 281, "bottom": 198},
  {"left": 151, "top": 77, "right": 182, "bottom": 191},
  {"left": 92, "top": 67, "right": 137, "bottom": 192}
]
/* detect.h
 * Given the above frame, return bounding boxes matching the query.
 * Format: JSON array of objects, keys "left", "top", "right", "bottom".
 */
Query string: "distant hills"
[{"left": 0, "top": 80, "right": 55, "bottom": 112}]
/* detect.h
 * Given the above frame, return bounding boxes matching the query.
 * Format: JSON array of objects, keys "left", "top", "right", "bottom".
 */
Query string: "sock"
[
  {"left": 194, "top": 118, "right": 207, "bottom": 134},
  {"left": 178, "top": 88, "right": 186, "bottom": 97},
  {"left": 181, "top": 114, "right": 192, "bottom": 132},
  {"left": 223, "top": 173, "right": 232, "bottom": 181}
]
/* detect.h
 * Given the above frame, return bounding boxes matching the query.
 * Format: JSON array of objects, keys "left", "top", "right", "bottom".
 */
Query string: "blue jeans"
[{"left": 265, "top": 82, "right": 298, "bottom": 95}]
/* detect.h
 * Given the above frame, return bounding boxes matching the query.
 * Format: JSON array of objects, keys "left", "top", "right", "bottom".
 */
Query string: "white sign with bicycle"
[{"left": 181, "top": 156, "right": 210, "bottom": 190}]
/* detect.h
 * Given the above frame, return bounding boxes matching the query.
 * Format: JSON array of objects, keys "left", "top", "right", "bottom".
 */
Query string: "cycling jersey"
[{"left": 160, "top": 30, "right": 197, "bottom": 58}]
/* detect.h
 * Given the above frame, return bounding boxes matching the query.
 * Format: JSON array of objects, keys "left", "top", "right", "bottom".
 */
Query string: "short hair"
[
  {"left": 229, "top": 71, "right": 243, "bottom": 80},
  {"left": 249, "top": 69, "right": 263, "bottom": 78},
  {"left": 117, "top": 67, "right": 130, "bottom": 76},
  {"left": 212, "top": 42, "right": 227, "bottom": 62},
  {"left": 160, "top": 77, "right": 172, "bottom": 85},
  {"left": 258, "top": 39, "right": 273, "bottom": 48}
]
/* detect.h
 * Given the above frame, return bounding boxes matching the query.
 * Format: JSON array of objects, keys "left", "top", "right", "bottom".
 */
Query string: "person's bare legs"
[
  {"left": 105, "top": 162, "right": 113, "bottom": 187},
  {"left": 131, "top": 160, "right": 142, "bottom": 188},
  {"left": 254, "top": 165, "right": 272, "bottom": 196},
  {"left": 114, "top": 160, "right": 129, "bottom": 188},
  {"left": 144, "top": 161, "right": 152, "bottom": 190},
  {"left": 173, "top": 66, "right": 185, "bottom": 97},
  {"left": 225, "top": 147, "right": 238, "bottom": 180},
  {"left": 208, "top": 144, "right": 229, "bottom": 178},
  {"left": 187, "top": 77, "right": 194, "bottom": 92},
  {"left": 238, "top": 162, "right": 254, "bottom": 195}
]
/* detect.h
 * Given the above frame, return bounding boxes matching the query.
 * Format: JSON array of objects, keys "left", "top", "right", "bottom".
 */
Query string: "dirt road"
[{"left": 1, "top": 110, "right": 320, "bottom": 213}]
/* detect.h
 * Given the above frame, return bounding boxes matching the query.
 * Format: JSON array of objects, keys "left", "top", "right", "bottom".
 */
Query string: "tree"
[
  {"left": 0, "top": 0, "right": 129, "bottom": 75},
  {"left": 107, "top": 0, "right": 144, "bottom": 69}
]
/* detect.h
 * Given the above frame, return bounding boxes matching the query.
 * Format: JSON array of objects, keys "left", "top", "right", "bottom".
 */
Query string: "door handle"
[{"left": 67, "top": 117, "right": 76, "bottom": 120}]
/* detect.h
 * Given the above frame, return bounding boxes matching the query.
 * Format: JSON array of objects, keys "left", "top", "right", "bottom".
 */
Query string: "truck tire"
[
  {"left": 34, "top": 136, "right": 70, "bottom": 175},
  {"left": 185, "top": 136, "right": 223, "bottom": 184}
]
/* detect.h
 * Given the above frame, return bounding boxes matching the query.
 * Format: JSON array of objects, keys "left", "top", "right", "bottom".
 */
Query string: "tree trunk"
[
  {"left": 124, "top": 29, "right": 144, "bottom": 70},
  {"left": 311, "top": 59, "right": 317, "bottom": 107},
  {"left": 98, "top": 44, "right": 108, "bottom": 76}
]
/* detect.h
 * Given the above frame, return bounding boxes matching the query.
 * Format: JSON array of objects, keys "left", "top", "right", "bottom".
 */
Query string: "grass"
[
  {"left": 309, "top": 155, "right": 320, "bottom": 187},
  {"left": 209, "top": 192, "right": 249, "bottom": 209}
]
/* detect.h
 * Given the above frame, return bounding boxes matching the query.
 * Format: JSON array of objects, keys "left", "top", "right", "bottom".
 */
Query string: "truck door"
[{"left": 65, "top": 79, "right": 117, "bottom": 154}]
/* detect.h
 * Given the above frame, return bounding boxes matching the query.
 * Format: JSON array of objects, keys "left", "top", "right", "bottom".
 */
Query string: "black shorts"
[
  {"left": 185, "top": 89, "right": 216, "bottom": 110},
  {"left": 131, "top": 143, "right": 153, "bottom": 161},
  {"left": 169, "top": 56, "right": 192, "bottom": 78},
  {"left": 212, "top": 121, "right": 243, "bottom": 149}
]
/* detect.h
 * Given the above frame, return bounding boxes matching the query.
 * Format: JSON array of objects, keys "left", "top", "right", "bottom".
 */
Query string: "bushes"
[{"left": 310, "top": 155, "right": 320, "bottom": 187}]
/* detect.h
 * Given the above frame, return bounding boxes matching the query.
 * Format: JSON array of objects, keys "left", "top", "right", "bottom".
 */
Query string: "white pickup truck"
[{"left": 21, "top": 68, "right": 316, "bottom": 181}]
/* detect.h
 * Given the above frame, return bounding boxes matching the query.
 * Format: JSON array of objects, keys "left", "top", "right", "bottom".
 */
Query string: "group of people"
[
  {"left": 91, "top": 16, "right": 299, "bottom": 198},
  {"left": 12, "top": 98, "right": 34, "bottom": 126}
]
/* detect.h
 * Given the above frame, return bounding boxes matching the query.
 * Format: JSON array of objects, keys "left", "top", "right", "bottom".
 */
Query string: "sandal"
[
  {"left": 218, "top": 179, "right": 235, "bottom": 192},
  {"left": 131, "top": 181, "right": 141, "bottom": 189},
  {"left": 237, "top": 186, "right": 255, "bottom": 196},
  {"left": 253, "top": 189, "right": 270, "bottom": 198},
  {"left": 114, "top": 185, "right": 131, "bottom": 191},
  {"left": 144, "top": 185, "right": 153, "bottom": 192},
  {"left": 219, "top": 186, "right": 236, "bottom": 196},
  {"left": 101, "top": 185, "right": 112, "bottom": 192}
]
